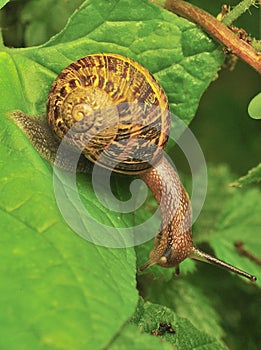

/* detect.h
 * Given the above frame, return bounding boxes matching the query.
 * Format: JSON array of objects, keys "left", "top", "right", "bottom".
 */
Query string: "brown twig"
[
  {"left": 164, "top": 0, "right": 261, "bottom": 73},
  {"left": 234, "top": 241, "right": 261, "bottom": 266}
]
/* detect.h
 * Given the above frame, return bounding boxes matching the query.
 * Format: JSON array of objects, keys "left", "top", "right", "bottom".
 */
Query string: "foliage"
[
  {"left": 0, "top": 1, "right": 260, "bottom": 350},
  {"left": 248, "top": 92, "right": 261, "bottom": 120},
  {"left": 231, "top": 163, "right": 261, "bottom": 187}
]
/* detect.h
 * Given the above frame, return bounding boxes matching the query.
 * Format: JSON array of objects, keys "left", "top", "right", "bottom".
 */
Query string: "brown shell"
[{"left": 47, "top": 53, "right": 170, "bottom": 174}]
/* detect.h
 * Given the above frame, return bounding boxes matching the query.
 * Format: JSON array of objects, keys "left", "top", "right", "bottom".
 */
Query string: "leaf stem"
[
  {"left": 222, "top": 0, "right": 257, "bottom": 26},
  {"left": 164, "top": 0, "right": 261, "bottom": 73}
]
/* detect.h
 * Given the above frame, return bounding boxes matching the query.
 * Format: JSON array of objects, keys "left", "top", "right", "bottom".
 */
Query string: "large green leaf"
[
  {"left": 2, "top": 0, "right": 224, "bottom": 120},
  {"left": 0, "top": 119, "right": 137, "bottom": 350},
  {"left": 0, "top": 0, "right": 225, "bottom": 349}
]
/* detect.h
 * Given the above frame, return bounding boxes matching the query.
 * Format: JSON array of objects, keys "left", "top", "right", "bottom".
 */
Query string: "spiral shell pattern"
[{"left": 47, "top": 53, "right": 170, "bottom": 174}]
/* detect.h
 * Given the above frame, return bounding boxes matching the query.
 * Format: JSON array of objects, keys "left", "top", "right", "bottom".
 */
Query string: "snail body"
[{"left": 11, "top": 53, "right": 256, "bottom": 282}]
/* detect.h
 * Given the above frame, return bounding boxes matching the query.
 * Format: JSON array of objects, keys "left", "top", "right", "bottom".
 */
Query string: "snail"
[{"left": 11, "top": 53, "right": 256, "bottom": 282}]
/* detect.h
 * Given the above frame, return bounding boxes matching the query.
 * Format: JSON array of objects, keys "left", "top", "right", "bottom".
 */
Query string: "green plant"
[{"left": 0, "top": 1, "right": 260, "bottom": 349}]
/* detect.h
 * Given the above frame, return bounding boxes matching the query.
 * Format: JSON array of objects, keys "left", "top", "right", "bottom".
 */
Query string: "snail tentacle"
[{"left": 189, "top": 247, "right": 257, "bottom": 282}]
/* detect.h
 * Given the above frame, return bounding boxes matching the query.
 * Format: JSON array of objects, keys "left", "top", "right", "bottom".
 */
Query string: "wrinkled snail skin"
[
  {"left": 10, "top": 53, "right": 256, "bottom": 282},
  {"left": 139, "top": 156, "right": 193, "bottom": 269}
]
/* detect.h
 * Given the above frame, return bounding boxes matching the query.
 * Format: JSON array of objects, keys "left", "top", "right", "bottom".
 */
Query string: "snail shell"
[{"left": 47, "top": 54, "right": 170, "bottom": 174}]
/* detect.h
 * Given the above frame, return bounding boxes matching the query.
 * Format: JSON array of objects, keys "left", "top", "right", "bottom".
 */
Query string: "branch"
[
  {"left": 164, "top": 0, "right": 261, "bottom": 73},
  {"left": 222, "top": 0, "right": 256, "bottom": 26}
]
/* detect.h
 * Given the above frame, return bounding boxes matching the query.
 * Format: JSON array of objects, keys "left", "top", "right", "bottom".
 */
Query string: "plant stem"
[
  {"left": 222, "top": 0, "right": 257, "bottom": 26},
  {"left": 164, "top": 0, "right": 261, "bottom": 73},
  {"left": 234, "top": 241, "right": 261, "bottom": 266}
]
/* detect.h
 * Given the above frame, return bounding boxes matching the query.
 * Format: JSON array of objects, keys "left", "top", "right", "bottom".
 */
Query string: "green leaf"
[
  {"left": 0, "top": 122, "right": 138, "bottom": 350},
  {"left": 0, "top": 0, "right": 225, "bottom": 348},
  {"left": 194, "top": 165, "right": 261, "bottom": 286},
  {"left": 128, "top": 299, "right": 228, "bottom": 350},
  {"left": 16, "top": 0, "right": 223, "bottom": 122},
  {"left": 0, "top": 0, "right": 9, "bottom": 9},
  {"left": 248, "top": 92, "right": 261, "bottom": 119},
  {"left": 144, "top": 278, "right": 224, "bottom": 340},
  {"left": 208, "top": 188, "right": 261, "bottom": 285},
  {"left": 108, "top": 324, "right": 174, "bottom": 350},
  {"left": 193, "top": 166, "right": 235, "bottom": 238},
  {"left": 231, "top": 163, "right": 261, "bottom": 187},
  {"left": 0, "top": 0, "right": 9, "bottom": 46}
]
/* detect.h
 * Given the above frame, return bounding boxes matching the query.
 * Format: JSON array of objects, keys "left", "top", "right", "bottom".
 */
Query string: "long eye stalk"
[{"left": 190, "top": 247, "right": 257, "bottom": 282}]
